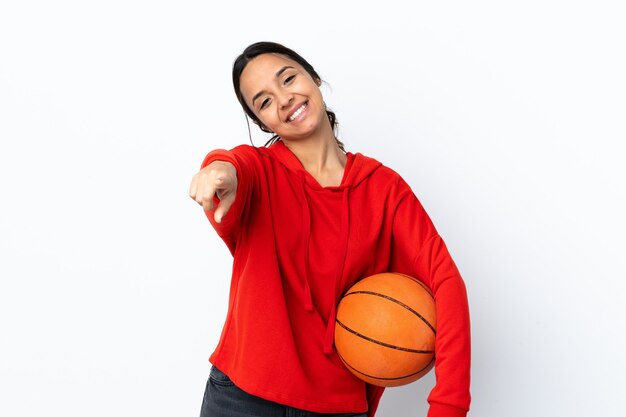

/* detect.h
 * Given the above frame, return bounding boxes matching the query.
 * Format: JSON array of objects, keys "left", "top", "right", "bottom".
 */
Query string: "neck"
[{"left": 282, "top": 122, "right": 346, "bottom": 178}]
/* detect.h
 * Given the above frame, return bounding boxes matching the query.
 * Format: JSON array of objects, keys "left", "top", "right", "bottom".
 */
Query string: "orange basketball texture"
[{"left": 334, "top": 272, "right": 437, "bottom": 387}]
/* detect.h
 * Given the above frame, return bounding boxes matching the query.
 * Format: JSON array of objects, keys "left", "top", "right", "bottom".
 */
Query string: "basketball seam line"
[
  {"left": 335, "top": 319, "right": 435, "bottom": 354},
  {"left": 393, "top": 273, "right": 434, "bottom": 297},
  {"left": 336, "top": 349, "right": 436, "bottom": 381},
  {"left": 342, "top": 291, "right": 437, "bottom": 335}
]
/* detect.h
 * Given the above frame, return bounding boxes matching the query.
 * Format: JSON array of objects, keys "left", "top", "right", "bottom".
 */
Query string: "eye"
[
  {"left": 260, "top": 98, "right": 270, "bottom": 110},
  {"left": 284, "top": 74, "right": 296, "bottom": 84}
]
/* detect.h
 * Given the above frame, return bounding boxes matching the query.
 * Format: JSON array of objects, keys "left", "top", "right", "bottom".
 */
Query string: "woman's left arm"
[{"left": 390, "top": 179, "right": 471, "bottom": 417}]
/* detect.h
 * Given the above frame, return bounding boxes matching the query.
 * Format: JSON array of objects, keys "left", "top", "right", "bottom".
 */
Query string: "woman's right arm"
[{"left": 189, "top": 146, "right": 258, "bottom": 254}]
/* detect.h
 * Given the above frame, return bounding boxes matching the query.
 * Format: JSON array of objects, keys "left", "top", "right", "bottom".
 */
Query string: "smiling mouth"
[{"left": 287, "top": 102, "right": 308, "bottom": 122}]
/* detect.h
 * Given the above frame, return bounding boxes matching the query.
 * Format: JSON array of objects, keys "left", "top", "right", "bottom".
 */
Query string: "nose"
[{"left": 277, "top": 90, "right": 294, "bottom": 109}]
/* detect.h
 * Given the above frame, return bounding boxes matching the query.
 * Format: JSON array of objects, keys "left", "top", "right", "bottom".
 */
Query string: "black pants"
[{"left": 200, "top": 365, "right": 368, "bottom": 417}]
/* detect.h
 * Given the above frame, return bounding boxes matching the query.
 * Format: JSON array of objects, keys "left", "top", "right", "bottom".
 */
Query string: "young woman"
[{"left": 189, "top": 42, "right": 471, "bottom": 417}]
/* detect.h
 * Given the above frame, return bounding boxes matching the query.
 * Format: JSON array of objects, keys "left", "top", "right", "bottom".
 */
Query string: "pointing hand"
[{"left": 189, "top": 161, "right": 238, "bottom": 223}]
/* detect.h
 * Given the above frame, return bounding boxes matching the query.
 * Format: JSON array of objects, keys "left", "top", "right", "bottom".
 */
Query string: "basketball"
[{"left": 334, "top": 272, "right": 437, "bottom": 387}]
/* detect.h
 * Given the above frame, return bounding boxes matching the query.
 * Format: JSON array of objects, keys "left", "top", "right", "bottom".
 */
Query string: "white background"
[{"left": 1, "top": 1, "right": 625, "bottom": 416}]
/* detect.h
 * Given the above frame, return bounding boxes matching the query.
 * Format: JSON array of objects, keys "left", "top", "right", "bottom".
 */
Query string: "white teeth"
[{"left": 288, "top": 103, "right": 307, "bottom": 121}]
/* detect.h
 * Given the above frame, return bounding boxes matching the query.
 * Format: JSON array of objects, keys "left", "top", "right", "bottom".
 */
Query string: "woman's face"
[{"left": 239, "top": 53, "right": 327, "bottom": 141}]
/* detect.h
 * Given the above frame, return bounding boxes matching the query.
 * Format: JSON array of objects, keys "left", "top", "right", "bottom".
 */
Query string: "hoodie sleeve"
[
  {"left": 199, "top": 145, "right": 258, "bottom": 255},
  {"left": 365, "top": 383, "right": 385, "bottom": 417},
  {"left": 390, "top": 178, "right": 471, "bottom": 417}
]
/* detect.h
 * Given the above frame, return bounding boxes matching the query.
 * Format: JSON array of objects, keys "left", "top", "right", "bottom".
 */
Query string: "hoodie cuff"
[{"left": 427, "top": 403, "right": 467, "bottom": 417}]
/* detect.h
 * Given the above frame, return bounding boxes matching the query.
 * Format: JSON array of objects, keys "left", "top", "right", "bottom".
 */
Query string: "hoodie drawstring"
[
  {"left": 323, "top": 188, "right": 350, "bottom": 354},
  {"left": 299, "top": 177, "right": 351, "bottom": 354},
  {"left": 299, "top": 178, "right": 314, "bottom": 312}
]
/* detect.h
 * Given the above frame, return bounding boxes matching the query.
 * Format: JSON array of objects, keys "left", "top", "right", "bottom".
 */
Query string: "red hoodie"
[{"left": 200, "top": 140, "right": 471, "bottom": 417}]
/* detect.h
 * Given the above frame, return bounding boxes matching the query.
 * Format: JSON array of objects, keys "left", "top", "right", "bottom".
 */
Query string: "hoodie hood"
[
  {"left": 267, "top": 140, "right": 383, "bottom": 354},
  {"left": 268, "top": 139, "right": 382, "bottom": 190}
]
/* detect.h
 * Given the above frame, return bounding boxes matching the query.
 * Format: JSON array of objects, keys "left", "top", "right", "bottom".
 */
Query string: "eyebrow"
[{"left": 251, "top": 65, "right": 295, "bottom": 106}]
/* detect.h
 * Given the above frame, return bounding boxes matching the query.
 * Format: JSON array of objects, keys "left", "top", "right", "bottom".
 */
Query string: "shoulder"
[
  {"left": 229, "top": 144, "right": 267, "bottom": 158},
  {"left": 354, "top": 151, "right": 411, "bottom": 189},
  {"left": 218, "top": 144, "right": 277, "bottom": 168}
]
